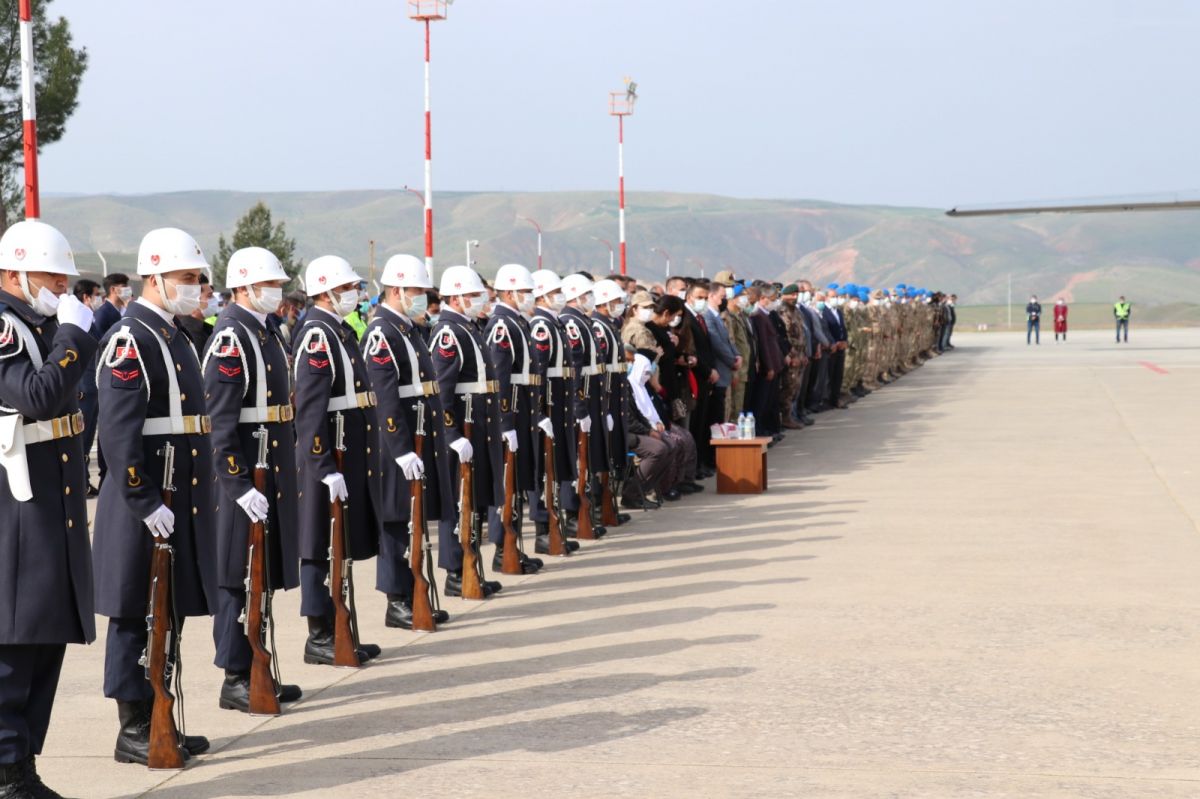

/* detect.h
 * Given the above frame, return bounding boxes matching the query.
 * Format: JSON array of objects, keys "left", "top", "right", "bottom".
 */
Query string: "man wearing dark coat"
[
  {"left": 94, "top": 227, "right": 217, "bottom": 766},
  {"left": 0, "top": 221, "right": 97, "bottom": 798},
  {"left": 291, "top": 256, "right": 382, "bottom": 667},
  {"left": 201, "top": 247, "right": 302, "bottom": 712}
]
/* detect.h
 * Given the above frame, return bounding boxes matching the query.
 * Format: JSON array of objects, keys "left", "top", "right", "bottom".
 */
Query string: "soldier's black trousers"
[
  {"left": 104, "top": 617, "right": 173, "bottom": 702},
  {"left": 300, "top": 559, "right": 333, "bottom": 619},
  {"left": 0, "top": 644, "right": 65, "bottom": 763},
  {"left": 212, "top": 587, "right": 252, "bottom": 674},
  {"left": 378, "top": 522, "right": 415, "bottom": 597}
]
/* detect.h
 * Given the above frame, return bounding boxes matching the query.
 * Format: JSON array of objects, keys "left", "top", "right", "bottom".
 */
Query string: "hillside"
[{"left": 40, "top": 190, "right": 1200, "bottom": 305}]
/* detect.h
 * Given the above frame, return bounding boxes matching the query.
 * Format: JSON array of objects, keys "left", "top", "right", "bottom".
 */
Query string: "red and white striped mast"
[
  {"left": 18, "top": 0, "right": 40, "bottom": 219},
  {"left": 408, "top": 0, "right": 451, "bottom": 282},
  {"left": 522, "top": 216, "right": 542, "bottom": 271},
  {"left": 609, "top": 78, "right": 636, "bottom": 276}
]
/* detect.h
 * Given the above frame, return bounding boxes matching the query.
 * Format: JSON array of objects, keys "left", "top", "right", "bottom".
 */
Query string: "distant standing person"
[
  {"left": 1114, "top": 295, "right": 1130, "bottom": 343},
  {"left": 1025, "top": 295, "right": 1041, "bottom": 345},
  {"left": 1053, "top": 299, "right": 1068, "bottom": 342}
]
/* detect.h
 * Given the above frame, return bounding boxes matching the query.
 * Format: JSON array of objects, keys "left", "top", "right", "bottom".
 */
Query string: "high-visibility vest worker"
[{"left": 1114, "top": 301, "right": 1130, "bottom": 320}]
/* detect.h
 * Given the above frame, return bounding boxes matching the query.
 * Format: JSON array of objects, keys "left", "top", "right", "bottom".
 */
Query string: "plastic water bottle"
[
  {"left": 747, "top": 412, "right": 757, "bottom": 438},
  {"left": 736, "top": 412, "right": 747, "bottom": 439}
]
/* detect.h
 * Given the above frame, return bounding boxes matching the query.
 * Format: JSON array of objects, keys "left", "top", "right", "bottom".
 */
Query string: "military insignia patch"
[
  {"left": 111, "top": 367, "right": 142, "bottom": 389},
  {"left": 218, "top": 343, "right": 241, "bottom": 358},
  {"left": 371, "top": 353, "right": 393, "bottom": 366},
  {"left": 226, "top": 455, "right": 241, "bottom": 475},
  {"left": 500, "top": 398, "right": 509, "bottom": 412},
  {"left": 115, "top": 344, "right": 138, "bottom": 360},
  {"left": 127, "top": 467, "right": 141, "bottom": 487},
  {"left": 312, "top": 436, "right": 323, "bottom": 454},
  {"left": 444, "top": 410, "right": 454, "bottom": 427},
  {"left": 386, "top": 417, "right": 398, "bottom": 433},
  {"left": 217, "top": 363, "right": 243, "bottom": 382},
  {"left": 307, "top": 356, "right": 331, "bottom": 374},
  {"left": 436, "top": 329, "right": 457, "bottom": 359}
]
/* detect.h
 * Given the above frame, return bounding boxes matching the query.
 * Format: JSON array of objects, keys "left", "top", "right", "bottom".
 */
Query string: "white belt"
[
  {"left": 23, "top": 411, "right": 85, "bottom": 444},
  {"left": 238, "top": 404, "right": 294, "bottom": 424},
  {"left": 455, "top": 380, "right": 499, "bottom": 395},
  {"left": 328, "top": 391, "right": 377, "bottom": 412},
  {"left": 398, "top": 381, "right": 437, "bottom": 399},
  {"left": 607, "top": 363, "right": 626, "bottom": 374},
  {"left": 581, "top": 365, "right": 605, "bottom": 377},
  {"left": 143, "top": 414, "right": 211, "bottom": 436},
  {"left": 510, "top": 375, "right": 543, "bottom": 386}
]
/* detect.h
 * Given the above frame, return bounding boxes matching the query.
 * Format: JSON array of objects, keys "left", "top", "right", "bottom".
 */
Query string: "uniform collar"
[
  {"left": 229, "top": 303, "right": 268, "bottom": 330},
  {"left": 135, "top": 296, "right": 176, "bottom": 326},
  {"left": 441, "top": 307, "right": 471, "bottom": 324},
  {"left": 380, "top": 303, "right": 413, "bottom": 329},
  {"left": 535, "top": 306, "right": 558, "bottom": 319},
  {"left": 0, "top": 289, "right": 44, "bottom": 324}
]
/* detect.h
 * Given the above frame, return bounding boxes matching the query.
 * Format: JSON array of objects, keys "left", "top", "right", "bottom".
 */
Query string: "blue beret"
[
  {"left": 731, "top": 284, "right": 744, "bottom": 297},
  {"left": 827, "top": 283, "right": 839, "bottom": 290}
]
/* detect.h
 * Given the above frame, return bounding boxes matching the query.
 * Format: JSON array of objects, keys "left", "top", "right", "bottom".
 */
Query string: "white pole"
[
  {"left": 97, "top": 250, "right": 107, "bottom": 278},
  {"left": 1007, "top": 273, "right": 1012, "bottom": 329}
]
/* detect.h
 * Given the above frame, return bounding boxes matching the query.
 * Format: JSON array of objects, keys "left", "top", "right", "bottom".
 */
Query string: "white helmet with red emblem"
[
  {"left": 493, "top": 263, "right": 535, "bottom": 292},
  {"left": 381, "top": 254, "right": 432, "bottom": 289},
  {"left": 137, "top": 227, "right": 207, "bottom": 276},
  {"left": 0, "top": 220, "right": 77, "bottom": 275},
  {"left": 225, "top": 247, "right": 288, "bottom": 289},
  {"left": 303, "top": 255, "right": 361, "bottom": 296},
  {"left": 438, "top": 264, "right": 486, "bottom": 296}
]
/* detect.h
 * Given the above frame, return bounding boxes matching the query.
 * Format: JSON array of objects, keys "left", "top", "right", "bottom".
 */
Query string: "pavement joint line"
[
  {"left": 1097, "top": 372, "right": 1200, "bottom": 537},
  {"left": 129, "top": 573, "right": 534, "bottom": 798}
]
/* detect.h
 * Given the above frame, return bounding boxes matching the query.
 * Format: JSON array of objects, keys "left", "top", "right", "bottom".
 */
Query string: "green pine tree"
[
  {"left": 210, "top": 202, "right": 303, "bottom": 288},
  {"left": 0, "top": 0, "right": 88, "bottom": 226}
]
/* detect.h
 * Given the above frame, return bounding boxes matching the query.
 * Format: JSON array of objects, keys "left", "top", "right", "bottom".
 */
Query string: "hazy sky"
[{"left": 38, "top": 0, "right": 1200, "bottom": 208}]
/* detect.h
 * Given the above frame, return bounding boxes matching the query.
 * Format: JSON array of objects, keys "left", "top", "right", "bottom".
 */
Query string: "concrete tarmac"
[{"left": 44, "top": 327, "right": 1200, "bottom": 798}]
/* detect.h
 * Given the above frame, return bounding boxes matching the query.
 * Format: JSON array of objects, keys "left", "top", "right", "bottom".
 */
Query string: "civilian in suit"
[
  {"left": 684, "top": 280, "right": 719, "bottom": 470},
  {"left": 820, "top": 291, "right": 849, "bottom": 409},
  {"left": 702, "top": 283, "right": 740, "bottom": 432},
  {"left": 745, "top": 285, "right": 784, "bottom": 436}
]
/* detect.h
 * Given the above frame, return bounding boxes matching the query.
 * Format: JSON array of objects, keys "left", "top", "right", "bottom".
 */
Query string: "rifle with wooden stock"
[
  {"left": 543, "top": 387, "right": 570, "bottom": 557},
  {"left": 241, "top": 426, "right": 280, "bottom": 715},
  {"left": 458, "top": 394, "right": 486, "bottom": 599},
  {"left": 499, "top": 385, "right": 523, "bottom": 574},
  {"left": 575, "top": 415, "right": 597, "bottom": 540},
  {"left": 328, "top": 411, "right": 361, "bottom": 667},
  {"left": 408, "top": 401, "right": 439, "bottom": 631},
  {"left": 142, "top": 442, "right": 186, "bottom": 770}
]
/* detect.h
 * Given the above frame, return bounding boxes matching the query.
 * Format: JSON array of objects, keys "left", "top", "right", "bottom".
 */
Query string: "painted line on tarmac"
[{"left": 1138, "top": 361, "right": 1169, "bottom": 374}]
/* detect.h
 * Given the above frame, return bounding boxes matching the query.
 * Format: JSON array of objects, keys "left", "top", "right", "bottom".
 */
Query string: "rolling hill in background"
[{"left": 42, "top": 189, "right": 1200, "bottom": 305}]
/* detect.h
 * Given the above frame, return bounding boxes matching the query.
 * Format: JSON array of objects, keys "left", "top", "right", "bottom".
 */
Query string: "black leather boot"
[
  {"left": 492, "top": 551, "right": 541, "bottom": 574},
  {"left": 218, "top": 672, "right": 250, "bottom": 712},
  {"left": 0, "top": 760, "right": 32, "bottom": 799},
  {"left": 303, "top": 616, "right": 345, "bottom": 666},
  {"left": 384, "top": 595, "right": 414, "bottom": 629},
  {"left": 20, "top": 754, "right": 73, "bottom": 799},
  {"left": 444, "top": 571, "right": 498, "bottom": 598},
  {"left": 113, "top": 700, "right": 190, "bottom": 766}
]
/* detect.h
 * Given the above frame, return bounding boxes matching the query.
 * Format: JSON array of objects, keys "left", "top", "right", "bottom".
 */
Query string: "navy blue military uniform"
[
  {"left": 484, "top": 303, "right": 544, "bottom": 545},
  {"left": 561, "top": 305, "right": 607, "bottom": 476},
  {"left": 201, "top": 304, "right": 300, "bottom": 674},
  {"left": 431, "top": 308, "right": 503, "bottom": 571},
  {"left": 94, "top": 300, "right": 218, "bottom": 702},
  {"left": 292, "top": 307, "right": 381, "bottom": 619},
  {"left": 592, "top": 310, "right": 628, "bottom": 479},
  {"left": 0, "top": 291, "right": 96, "bottom": 765},
  {"left": 363, "top": 305, "right": 452, "bottom": 597}
]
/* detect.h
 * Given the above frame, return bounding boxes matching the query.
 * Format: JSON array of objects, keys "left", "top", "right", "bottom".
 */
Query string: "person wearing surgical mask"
[
  {"left": 665, "top": 275, "right": 688, "bottom": 302},
  {"left": 720, "top": 283, "right": 754, "bottom": 421},
  {"left": 644, "top": 294, "right": 689, "bottom": 425},
  {"left": 177, "top": 273, "right": 217, "bottom": 356},
  {"left": 619, "top": 290, "right": 661, "bottom": 358}
]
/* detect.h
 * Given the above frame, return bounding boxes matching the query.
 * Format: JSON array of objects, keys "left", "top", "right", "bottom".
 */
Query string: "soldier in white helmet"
[
  {"left": 292, "top": 256, "right": 381, "bottom": 666},
  {"left": 560, "top": 273, "right": 608, "bottom": 539},
  {"left": 94, "top": 227, "right": 215, "bottom": 766},
  {"left": 591, "top": 278, "right": 632, "bottom": 527},
  {"left": 484, "top": 263, "right": 546, "bottom": 575},
  {"left": 202, "top": 247, "right": 302, "bottom": 712},
  {"left": 527, "top": 270, "right": 581, "bottom": 554},
  {"left": 0, "top": 220, "right": 97, "bottom": 797},
  {"left": 362, "top": 254, "right": 452, "bottom": 629},
  {"left": 431, "top": 265, "right": 504, "bottom": 598}
]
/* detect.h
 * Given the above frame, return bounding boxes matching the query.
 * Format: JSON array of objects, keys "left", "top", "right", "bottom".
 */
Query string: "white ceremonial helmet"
[
  {"left": 225, "top": 247, "right": 287, "bottom": 289},
  {"left": 439, "top": 264, "right": 486, "bottom": 296},
  {"left": 304, "top": 255, "right": 361, "bottom": 297},
  {"left": 0, "top": 220, "right": 77, "bottom": 275},
  {"left": 560, "top": 273, "right": 594, "bottom": 302},
  {"left": 380, "top": 254, "right": 432, "bottom": 289},
  {"left": 137, "top": 227, "right": 208, "bottom": 276},
  {"left": 531, "top": 269, "right": 562, "bottom": 299},
  {"left": 494, "top": 263, "right": 535, "bottom": 292},
  {"left": 592, "top": 278, "right": 625, "bottom": 306}
]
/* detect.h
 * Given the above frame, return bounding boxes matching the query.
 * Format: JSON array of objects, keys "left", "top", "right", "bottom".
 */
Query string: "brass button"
[
  {"left": 175, "top": 364, "right": 182, "bottom": 372},
  {"left": 355, "top": 380, "right": 362, "bottom": 388},
  {"left": 67, "top": 519, "right": 73, "bottom": 528},
  {"left": 191, "top": 449, "right": 198, "bottom": 457},
  {"left": 180, "top": 393, "right": 186, "bottom": 401},
  {"left": 277, "top": 491, "right": 282, "bottom": 499},
  {"left": 267, "top": 364, "right": 272, "bottom": 372},
  {"left": 64, "top": 486, "right": 71, "bottom": 495},
  {"left": 267, "top": 390, "right": 273, "bottom": 398},
  {"left": 272, "top": 440, "right": 278, "bottom": 448},
  {"left": 192, "top": 507, "right": 198, "bottom": 515},
  {"left": 274, "top": 466, "right": 280, "bottom": 473},
  {"left": 61, "top": 453, "right": 68, "bottom": 463},
  {"left": 366, "top": 424, "right": 372, "bottom": 432},
  {"left": 191, "top": 477, "right": 198, "bottom": 486},
  {"left": 368, "top": 469, "right": 372, "bottom": 476},
  {"left": 366, "top": 447, "right": 371, "bottom": 455}
]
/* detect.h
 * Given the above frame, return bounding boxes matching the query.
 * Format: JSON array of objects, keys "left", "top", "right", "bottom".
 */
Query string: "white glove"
[
  {"left": 450, "top": 437, "right": 474, "bottom": 463},
  {"left": 396, "top": 451, "right": 424, "bottom": 480},
  {"left": 606, "top": 413, "right": 614, "bottom": 432},
  {"left": 537, "top": 418, "right": 554, "bottom": 439},
  {"left": 144, "top": 504, "right": 175, "bottom": 539},
  {"left": 56, "top": 292, "right": 93, "bottom": 332},
  {"left": 236, "top": 487, "right": 270, "bottom": 523},
  {"left": 502, "top": 430, "right": 519, "bottom": 452},
  {"left": 578, "top": 416, "right": 592, "bottom": 433},
  {"left": 321, "top": 472, "right": 348, "bottom": 503}
]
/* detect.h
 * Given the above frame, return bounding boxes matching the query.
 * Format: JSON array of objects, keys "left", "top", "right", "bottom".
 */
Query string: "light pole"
[
  {"left": 591, "top": 236, "right": 615, "bottom": 275},
  {"left": 688, "top": 258, "right": 705, "bottom": 279},
  {"left": 408, "top": 0, "right": 453, "bottom": 283},
  {"left": 609, "top": 77, "right": 637, "bottom": 276},
  {"left": 651, "top": 247, "right": 670, "bottom": 279},
  {"left": 522, "top": 217, "right": 543, "bottom": 271},
  {"left": 18, "top": 0, "right": 39, "bottom": 219},
  {"left": 466, "top": 239, "right": 479, "bottom": 268}
]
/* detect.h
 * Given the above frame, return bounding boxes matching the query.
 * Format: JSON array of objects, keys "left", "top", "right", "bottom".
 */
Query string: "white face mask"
[
  {"left": 636, "top": 307, "right": 653, "bottom": 323},
  {"left": 462, "top": 293, "right": 487, "bottom": 317},
  {"left": 799, "top": 291, "right": 812, "bottom": 304},
  {"left": 668, "top": 316, "right": 681, "bottom": 328},
  {"left": 549, "top": 292, "right": 566, "bottom": 312},
  {"left": 333, "top": 289, "right": 359, "bottom": 316},
  {"left": 674, "top": 290, "right": 687, "bottom": 300},
  {"left": 249, "top": 285, "right": 283, "bottom": 314},
  {"left": 204, "top": 297, "right": 221, "bottom": 317},
  {"left": 737, "top": 296, "right": 749, "bottom": 309},
  {"left": 578, "top": 295, "right": 595, "bottom": 313},
  {"left": 161, "top": 279, "right": 203, "bottom": 316},
  {"left": 404, "top": 292, "right": 429, "bottom": 319},
  {"left": 20, "top": 273, "right": 60, "bottom": 317},
  {"left": 769, "top": 299, "right": 782, "bottom": 312},
  {"left": 690, "top": 298, "right": 707, "bottom": 314},
  {"left": 610, "top": 301, "right": 626, "bottom": 317},
  {"left": 517, "top": 293, "right": 536, "bottom": 316},
  {"left": 848, "top": 300, "right": 860, "bottom": 310},
  {"left": 89, "top": 296, "right": 105, "bottom": 311},
  {"left": 117, "top": 286, "right": 133, "bottom": 303}
]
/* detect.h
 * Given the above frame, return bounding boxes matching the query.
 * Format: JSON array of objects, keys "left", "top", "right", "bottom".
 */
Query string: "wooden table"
[{"left": 711, "top": 436, "right": 771, "bottom": 494}]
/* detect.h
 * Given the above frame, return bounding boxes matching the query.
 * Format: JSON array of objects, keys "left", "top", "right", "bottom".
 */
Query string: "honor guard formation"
[{"left": 0, "top": 220, "right": 957, "bottom": 798}]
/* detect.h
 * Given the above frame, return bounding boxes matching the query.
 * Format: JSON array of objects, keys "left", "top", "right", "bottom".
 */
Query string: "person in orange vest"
[{"left": 1053, "top": 299, "right": 1068, "bottom": 342}]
